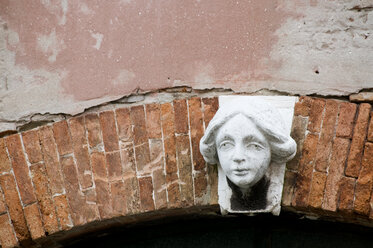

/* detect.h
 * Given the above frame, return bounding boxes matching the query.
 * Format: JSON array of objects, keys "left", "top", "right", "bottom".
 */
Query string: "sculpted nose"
[{"left": 232, "top": 146, "right": 246, "bottom": 163}]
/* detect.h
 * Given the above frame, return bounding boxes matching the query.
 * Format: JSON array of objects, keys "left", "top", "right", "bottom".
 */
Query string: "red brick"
[
  {"left": 106, "top": 151, "right": 122, "bottom": 181},
  {"left": 115, "top": 108, "right": 133, "bottom": 148},
  {"left": 61, "top": 156, "right": 98, "bottom": 225},
  {"left": 121, "top": 147, "right": 137, "bottom": 176},
  {"left": 308, "top": 171, "right": 327, "bottom": 209},
  {"left": 355, "top": 142, "right": 373, "bottom": 215},
  {"left": 53, "top": 194, "right": 72, "bottom": 230},
  {"left": 100, "top": 111, "right": 119, "bottom": 152},
  {"left": 167, "top": 182, "right": 182, "bottom": 208},
  {"left": 145, "top": 103, "right": 162, "bottom": 139},
  {"left": 292, "top": 133, "right": 319, "bottom": 207},
  {"left": 161, "top": 102, "right": 176, "bottom": 140},
  {"left": 345, "top": 103, "right": 372, "bottom": 177},
  {"left": 39, "top": 126, "right": 64, "bottom": 195},
  {"left": 368, "top": 112, "right": 373, "bottom": 142},
  {"left": 135, "top": 143, "right": 151, "bottom": 175},
  {"left": 173, "top": 99, "right": 189, "bottom": 134},
  {"left": 338, "top": 176, "right": 355, "bottom": 213},
  {"left": 202, "top": 97, "right": 219, "bottom": 127},
  {"left": 294, "top": 96, "right": 313, "bottom": 117},
  {"left": 0, "top": 139, "right": 11, "bottom": 173},
  {"left": 307, "top": 98, "right": 326, "bottom": 133},
  {"left": 315, "top": 100, "right": 339, "bottom": 172},
  {"left": 123, "top": 176, "right": 141, "bottom": 214},
  {"left": 139, "top": 176, "right": 155, "bottom": 212},
  {"left": 149, "top": 139, "right": 167, "bottom": 209},
  {"left": 24, "top": 203, "right": 45, "bottom": 240},
  {"left": 282, "top": 170, "right": 298, "bottom": 206},
  {"left": 0, "top": 174, "right": 30, "bottom": 241},
  {"left": 194, "top": 170, "right": 208, "bottom": 205},
  {"left": 5, "top": 134, "right": 36, "bottom": 205},
  {"left": 287, "top": 116, "right": 308, "bottom": 171},
  {"left": 30, "top": 163, "right": 59, "bottom": 234},
  {"left": 0, "top": 188, "right": 7, "bottom": 215},
  {"left": 90, "top": 152, "right": 112, "bottom": 219},
  {"left": 83, "top": 187, "right": 97, "bottom": 203},
  {"left": 85, "top": 113, "right": 103, "bottom": 149},
  {"left": 323, "top": 138, "right": 350, "bottom": 212},
  {"left": 22, "top": 129, "right": 43, "bottom": 164},
  {"left": 0, "top": 214, "right": 18, "bottom": 248},
  {"left": 53, "top": 121, "right": 73, "bottom": 155},
  {"left": 110, "top": 180, "right": 126, "bottom": 216},
  {"left": 175, "top": 135, "right": 193, "bottom": 206},
  {"left": 130, "top": 105, "right": 148, "bottom": 145},
  {"left": 188, "top": 97, "right": 205, "bottom": 171},
  {"left": 336, "top": 102, "right": 358, "bottom": 138},
  {"left": 207, "top": 163, "right": 218, "bottom": 205}
]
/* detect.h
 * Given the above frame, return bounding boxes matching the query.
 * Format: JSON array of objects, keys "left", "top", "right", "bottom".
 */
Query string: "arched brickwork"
[{"left": 0, "top": 96, "right": 372, "bottom": 247}]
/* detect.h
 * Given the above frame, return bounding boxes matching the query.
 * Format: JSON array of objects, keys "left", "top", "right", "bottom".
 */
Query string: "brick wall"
[{"left": 0, "top": 96, "right": 371, "bottom": 247}]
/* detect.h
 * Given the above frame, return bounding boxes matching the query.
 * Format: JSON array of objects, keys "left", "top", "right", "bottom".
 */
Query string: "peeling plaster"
[
  {"left": 37, "top": 28, "right": 65, "bottom": 62},
  {"left": 90, "top": 31, "right": 103, "bottom": 50}
]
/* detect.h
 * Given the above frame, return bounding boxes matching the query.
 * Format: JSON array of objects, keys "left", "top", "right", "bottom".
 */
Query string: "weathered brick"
[
  {"left": 188, "top": 97, "right": 205, "bottom": 171},
  {"left": 130, "top": 105, "right": 148, "bottom": 146},
  {"left": 368, "top": 112, "right": 373, "bottom": 142},
  {"left": 30, "top": 163, "right": 59, "bottom": 234},
  {"left": 281, "top": 170, "right": 298, "bottom": 206},
  {"left": 116, "top": 108, "right": 133, "bottom": 148},
  {"left": 24, "top": 203, "right": 45, "bottom": 240},
  {"left": 53, "top": 121, "right": 73, "bottom": 155},
  {"left": 323, "top": 138, "right": 350, "bottom": 212},
  {"left": 161, "top": 102, "right": 176, "bottom": 140},
  {"left": 110, "top": 180, "right": 126, "bottom": 216},
  {"left": 345, "top": 103, "right": 372, "bottom": 178},
  {"left": 307, "top": 98, "right": 326, "bottom": 133},
  {"left": 173, "top": 99, "right": 189, "bottom": 134},
  {"left": 53, "top": 194, "right": 72, "bottom": 230},
  {"left": 22, "top": 129, "right": 43, "bottom": 164},
  {"left": 287, "top": 116, "right": 308, "bottom": 171},
  {"left": 315, "top": 100, "right": 339, "bottom": 172},
  {"left": 134, "top": 143, "right": 151, "bottom": 175},
  {"left": 0, "top": 188, "right": 7, "bottom": 215},
  {"left": 308, "top": 171, "right": 327, "bottom": 209},
  {"left": 202, "top": 97, "right": 219, "bottom": 127},
  {"left": 83, "top": 187, "right": 97, "bottom": 203},
  {"left": 175, "top": 135, "right": 194, "bottom": 206},
  {"left": 354, "top": 142, "right": 373, "bottom": 215},
  {"left": 85, "top": 113, "right": 103, "bottom": 149},
  {"left": 292, "top": 133, "right": 319, "bottom": 207},
  {"left": 123, "top": 176, "right": 141, "bottom": 214},
  {"left": 294, "top": 96, "right": 312, "bottom": 117},
  {"left": 106, "top": 151, "right": 122, "bottom": 181},
  {"left": 0, "top": 214, "right": 18, "bottom": 248},
  {"left": 90, "top": 152, "right": 112, "bottom": 219},
  {"left": 149, "top": 139, "right": 167, "bottom": 209},
  {"left": 5, "top": 134, "right": 36, "bottom": 205},
  {"left": 194, "top": 170, "right": 208, "bottom": 205},
  {"left": 207, "top": 163, "right": 219, "bottom": 205},
  {"left": 0, "top": 174, "right": 30, "bottom": 241},
  {"left": 100, "top": 111, "right": 119, "bottom": 152},
  {"left": 139, "top": 176, "right": 155, "bottom": 212},
  {"left": 167, "top": 182, "right": 182, "bottom": 208},
  {"left": 121, "top": 147, "right": 137, "bottom": 176},
  {"left": 336, "top": 102, "right": 358, "bottom": 138},
  {"left": 69, "top": 117, "right": 93, "bottom": 189},
  {"left": 39, "top": 126, "right": 64, "bottom": 195},
  {"left": 0, "top": 139, "right": 11, "bottom": 173},
  {"left": 145, "top": 103, "right": 162, "bottom": 139},
  {"left": 338, "top": 176, "right": 355, "bottom": 213},
  {"left": 61, "top": 156, "right": 98, "bottom": 225}
]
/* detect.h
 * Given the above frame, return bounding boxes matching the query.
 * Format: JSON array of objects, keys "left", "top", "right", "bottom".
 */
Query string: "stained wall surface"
[{"left": 1, "top": 0, "right": 373, "bottom": 132}]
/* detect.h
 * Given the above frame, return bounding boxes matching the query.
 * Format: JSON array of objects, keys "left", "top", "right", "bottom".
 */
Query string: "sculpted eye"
[
  {"left": 247, "top": 143, "right": 263, "bottom": 150},
  {"left": 219, "top": 141, "right": 234, "bottom": 150}
]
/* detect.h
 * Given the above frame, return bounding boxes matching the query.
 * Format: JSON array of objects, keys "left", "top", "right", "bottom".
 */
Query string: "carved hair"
[{"left": 200, "top": 98, "right": 296, "bottom": 164}]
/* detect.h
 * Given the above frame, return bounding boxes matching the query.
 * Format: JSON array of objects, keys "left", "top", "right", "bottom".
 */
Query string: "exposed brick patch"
[
  {"left": 134, "top": 143, "right": 151, "bottom": 175},
  {"left": 308, "top": 171, "right": 327, "bottom": 209},
  {"left": 149, "top": 139, "right": 167, "bottom": 210},
  {"left": 116, "top": 108, "right": 134, "bottom": 144},
  {"left": 138, "top": 176, "right": 155, "bottom": 212},
  {"left": 0, "top": 139, "right": 11, "bottom": 173},
  {"left": 287, "top": 116, "right": 308, "bottom": 171},
  {"left": 100, "top": 111, "right": 120, "bottom": 152},
  {"left": 173, "top": 99, "right": 189, "bottom": 134},
  {"left": 106, "top": 151, "right": 123, "bottom": 181},
  {"left": 85, "top": 113, "right": 103, "bottom": 150},
  {"left": 53, "top": 121, "right": 73, "bottom": 156},
  {"left": 314, "top": 100, "right": 339, "bottom": 172},
  {"left": 338, "top": 176, "right": 356, "bottom": 213},
  {"left": 294, "top": 96, "right": 312, "bottom": 117},
  {"left": 53, "top": 194, "right": 72, "bottom": 230},
  {"left": 130, "top": 105, "right": 148, "bottom": 146},
  {"left": 22, "top": 129, "right": 43, "bottom": 164},
  {"left": 354, "top": 142, "right": 373, "bottom": 215},
  {"left": 323, "top": 138, "right": 350, "bottom": 212},
  {"left": 307, "top": 98, "right": 326, "bottom": 133},
  {"left": 336, "top": 102, "right": 358, "bottom": 138},
  {"left": 368, "top": 111, "right": 373, "bottom": 142},
  {"left": 0, "top": 214, "right": 18, "bottom": 248},
  {"left": 202, "top": 97, "right": 219, "bottom": 127},
  {"left": 0, "top": 174, "right": 30, "bottom": 241},
  {"left": 110, "top": 181, "right": 126, "bottom": 217},
  {"left": 345, "top": 103, "right": 371, "bottom": 178},
  {"left": 24, "top": 203, "right": 45, "bottom": 240},
  {"left": 0, "top": 188, "right": 7, "bottom": 215},
  {"left": 145, "top": 104, "right": 162, "bottom": 139},
  {"left": 5, "top": 134, "right": 36, "bottom": 205},
  {"left": 39, "top": 126, "right": 65, "bottom": 195},
  {"left": 282, "top": 170, "right": 298, "bottom": 207},
  {"left": 30, "top": 162, "right": 59, "bottom": 234}
]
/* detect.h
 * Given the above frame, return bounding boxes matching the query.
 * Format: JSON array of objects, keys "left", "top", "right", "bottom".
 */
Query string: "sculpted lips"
[{"left": 232, "top": 169, "right": 250, "bottom": 176}]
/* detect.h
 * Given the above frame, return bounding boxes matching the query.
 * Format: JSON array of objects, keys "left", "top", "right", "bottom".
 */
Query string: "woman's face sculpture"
[{"left": 215, "top": 114, "right": 271, "bottom": 190}]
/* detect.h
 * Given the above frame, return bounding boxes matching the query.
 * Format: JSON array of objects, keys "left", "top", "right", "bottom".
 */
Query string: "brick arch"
[{"left": 0, "top": 96, "right": 372, "bottom": 247}]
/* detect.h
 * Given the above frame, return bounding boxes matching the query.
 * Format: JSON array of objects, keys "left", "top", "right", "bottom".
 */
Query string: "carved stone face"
[{"left": 215, "top": 114, "right": 271, "bottom": 190}]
